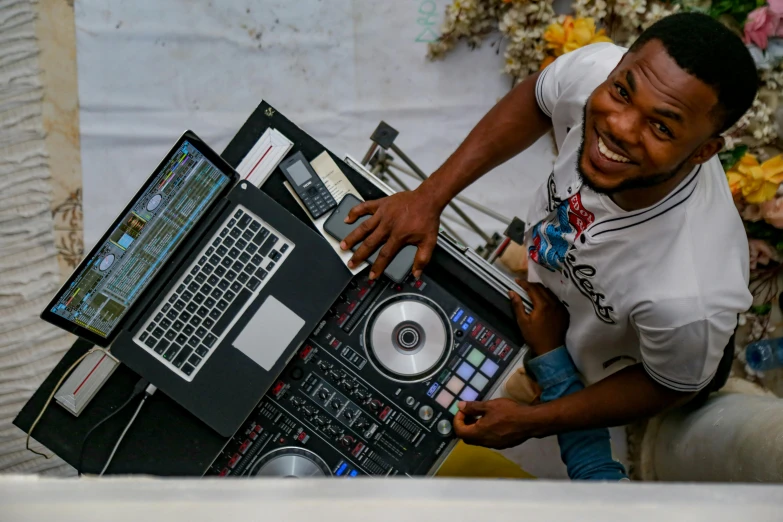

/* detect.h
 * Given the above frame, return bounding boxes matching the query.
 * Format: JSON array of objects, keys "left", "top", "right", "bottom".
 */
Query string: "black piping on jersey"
[
  {"left": 643, "top": 359, "right": 714, "bottom": 392},
  {"left": 589, "top": 166, "right": 701, "bottom": 238},
  {"left": 536, "top": 65, "right": 553, "bottom": 117}
]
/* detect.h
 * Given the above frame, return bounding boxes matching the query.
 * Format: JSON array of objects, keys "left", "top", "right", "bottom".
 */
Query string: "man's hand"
[
  {"left": 340, "top": 188, "right": 444, "bottom": 279},
  {"left": 510, "top": 279, "right": 569, "bottom": 356},
  {"left": 453, "top": 398, "right": 535, "bottom": 449}
]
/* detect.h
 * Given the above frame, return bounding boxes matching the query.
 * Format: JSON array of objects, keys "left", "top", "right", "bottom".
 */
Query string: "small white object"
[
  {"left": 55, "top": 350, "right": 119, "bottom": 416},
  {"left": 235, "top": 128, "right": 293, "bottom": 187}
]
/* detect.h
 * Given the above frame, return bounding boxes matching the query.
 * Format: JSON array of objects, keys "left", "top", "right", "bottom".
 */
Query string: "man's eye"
[
  {"left": 615, "top": 84, "right": 629, "bottom": 100},
  {"left": 654, "top": 122, "right": 673, "bottom": 137}
]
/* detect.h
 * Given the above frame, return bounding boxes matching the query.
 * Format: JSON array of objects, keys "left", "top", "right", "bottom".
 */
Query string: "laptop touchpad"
[{"left": 233, "top": 296, "right": 305, "bottom": 371}]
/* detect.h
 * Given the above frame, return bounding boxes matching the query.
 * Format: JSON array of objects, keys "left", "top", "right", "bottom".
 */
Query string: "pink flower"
[
  {"left": 749, "top": 239, "right": 778, "bottom": 270},
  {"left": 745, "top": 7, "right": 780, "bottom": 49},
  {"left": 742, "top": 203, "right": 763, "bottom": 221},
  {"left": 760, "top": 196, "right": 783, "bottom": 228},
  {"left": 771, "top": 0, "right": 783, "bottom": 16}
]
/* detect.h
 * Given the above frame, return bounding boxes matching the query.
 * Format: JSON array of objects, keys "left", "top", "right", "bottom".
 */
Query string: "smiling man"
[{"left": 341, "top": 13, "right": 758, "bottom": 449}]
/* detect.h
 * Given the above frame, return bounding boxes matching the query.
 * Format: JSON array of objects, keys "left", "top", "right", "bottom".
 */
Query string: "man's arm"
[
  {"left": 453, "top": 281, "right": 694, "bottom": 449},
  {"left": 341, "top": 71, "right": 552, "bottom": 278},
  {"left": 455, "top": 361, "right": 693, "bottom": 449},
  {"left": 528, "top": 347, "right": 627, "bottom": 481}
]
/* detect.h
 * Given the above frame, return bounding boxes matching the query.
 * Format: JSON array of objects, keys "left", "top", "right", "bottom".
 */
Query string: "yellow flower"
[
  {"left": 542, "top": 16, "right": 612, "bottom": 69},
  {"left": 726, "top": 153, "right": 783, "bottom": 204}
]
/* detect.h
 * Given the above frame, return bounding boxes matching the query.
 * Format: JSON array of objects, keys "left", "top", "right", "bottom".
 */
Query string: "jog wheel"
[
  {"left": 248, "top": 447, "right": 332, "bottom": 477},
  {"left": 363, "top": 293, "right": 453, "bottom": 383}
]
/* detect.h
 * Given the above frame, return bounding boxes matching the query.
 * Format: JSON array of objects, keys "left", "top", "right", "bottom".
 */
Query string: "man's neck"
[{"left": 609, "top": 166, "right": 694, "bottom": 212}]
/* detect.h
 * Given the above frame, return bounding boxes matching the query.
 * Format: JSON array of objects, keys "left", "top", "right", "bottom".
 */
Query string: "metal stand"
[{"left": 359, "top": 122, "right": 513, "bottom": 259}]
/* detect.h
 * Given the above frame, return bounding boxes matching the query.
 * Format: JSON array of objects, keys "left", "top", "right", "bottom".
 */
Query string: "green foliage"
[
  {"left": 708, "top": 0, "right": 765, "bottom": 23},
  {"left": 750, "top": 303, "right": 772, "bottom": 315},
  {"left": 719, "top": 145, "right": 748, "bottom": 171}
]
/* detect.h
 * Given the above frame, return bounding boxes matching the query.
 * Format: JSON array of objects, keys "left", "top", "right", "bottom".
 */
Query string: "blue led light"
[
  {"left": 452, "top": 309, "right": 464, "bottom": 323},
  {"left": 461, "top": 322, "right": 469, "bottom": 330},
  {"left": 466, "top": 316, "right": 474, "bottom": 324},
  {"left": 349, "top": 470, "right": 358, "bottom": 477},
  {"left": 336, "top": 463, "right": 348, "bottom": 476},
  {"left": 427, "top": 382, "right": 440, "bottom": 397}
]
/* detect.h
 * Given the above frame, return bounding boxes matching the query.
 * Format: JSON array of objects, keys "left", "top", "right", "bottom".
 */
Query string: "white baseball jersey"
[{"left": 525, "top": 43, "right": 752, "bottom": 392}]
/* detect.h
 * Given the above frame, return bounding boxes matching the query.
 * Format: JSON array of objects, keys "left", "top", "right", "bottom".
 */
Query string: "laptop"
[{"left": 42, "top": 131, "right": 350, "bottom": 436}]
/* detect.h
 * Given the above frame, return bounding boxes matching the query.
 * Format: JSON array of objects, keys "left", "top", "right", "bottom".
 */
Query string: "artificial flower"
[
  {"left": 760, "top": 195, "right": 783, "bottom": 228},
  {"left": 742, "top": 203, "right": 763, "bottom": 221},
  {"left": 749, "top": 238, "right": 778, "bottom": 269},
  {"left": 747, "top": 39, "right": 783, "bottom": 69},
  {"left": 744, "top": 6, "right": 783, "bottom": 50},
  {"left": 542, "top": 16, "right": 611, "bottom": 63},
  {"left": 726, "top": 153, "right": 783, "bottom": 204}
]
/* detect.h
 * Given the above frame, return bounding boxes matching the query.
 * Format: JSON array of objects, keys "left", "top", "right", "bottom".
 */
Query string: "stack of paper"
[{"left": 235, "top": 128, "right": 293, "bottom": 187}]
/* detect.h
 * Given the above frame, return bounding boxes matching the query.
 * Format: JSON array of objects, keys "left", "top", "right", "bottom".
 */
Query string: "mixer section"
[{"left": 206, "top": 272, "right": 523, "bottom": 477}]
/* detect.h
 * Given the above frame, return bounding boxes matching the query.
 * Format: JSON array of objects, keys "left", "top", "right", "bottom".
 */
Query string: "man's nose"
[{"left": 605, "top": 108, "right": 641, "bottom": 149}]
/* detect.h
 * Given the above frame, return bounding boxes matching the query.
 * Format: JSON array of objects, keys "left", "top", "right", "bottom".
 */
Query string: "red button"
[
  {"left": 300, "top": 345, "right": 313, "bottom": 359},
  {"left": 352, "top": 442, "right": 365, "bottom": 456},
  {"left": 379, "top": 406, "right": 391, "bottom": 421},
  {"left": 254, "top": 425, "right": 263, "bottom": 433},
  {"left": 272, "top": 381, "right": 285, "bottom": 396},
  {"left": 249, "top": 431, "right": 258, "bottom": 440},
  {"left": 337, "top": 313, "right": 349, "bottom": 326},
  {"left": 358, "top": 288, "right": 368, "bottom": 299},
  {"left": 414, "top": 280, "right": 423, "bottom": 289},
  {"left": 228, "top": 453, "right": 241, "bottom": 469},
  {"left": 330, "top": 338, "right": 340, "bottom": 348},
  {"left": 219, "top": 468, "right": 229, "bottom": 477},
  {"left": 297, "top": 431, "right": 307, "bottom": 441},
  {"left": 347, "top": 301, "right": 357, "bottom": 313},
  {"left": 239, "top": 440, "right": 252, "bottom": 454}
]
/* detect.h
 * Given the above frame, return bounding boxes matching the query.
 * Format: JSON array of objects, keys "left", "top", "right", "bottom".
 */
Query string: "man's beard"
[{"left": 576, "top": 104, "right": 686, "bottom": 195}]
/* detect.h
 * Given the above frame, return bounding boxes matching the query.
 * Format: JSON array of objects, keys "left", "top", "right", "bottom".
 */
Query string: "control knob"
[
  {"left": 317, "top": 360, "right": 331, "bottom": 371},
  {"left": 343, "top": 410, "right": 354, "bottom": 421},
  {"left": 354, "top": 417, "right": 368, "bottom": 429},
  {"left": 291, "top": 397, "right": 305, "bottom": 407},
  {"left": 328, "top": 370, "right": 340, "bottom": 381},
  {"left": 326, "top": 425, "right": 342, "bottom": 436},
  {"left": 369, "top": 400, "right": 382, "bottom": 413},
  {"left": 331, "top": 399, "right": 342, "bottom": 410},
  {"left": 314, "top": 416, "right": 327, "bottom": 427},
  {"left": 340, "top": 435, "right": 355, "bottom": 447},
  {"left": 318, "top": 389, "right": 330, "bottom": 401},
  {"left": 405, "top": 396, "right": 415, "bottom": 407},
  {"left": 437, "top": 419, "right": 453, "bottom": 436},
  {"left": 342, "top": 380, "right": 357, "bottom": 391},
  {"left": 354, "top": 389, "right": 369, "bottom": 401},
  {"left": 418, "top": 405, "right": 434, "bottom": 421},
  {"left": 301, "top": 406, "right": 315, "bottom": 417}
]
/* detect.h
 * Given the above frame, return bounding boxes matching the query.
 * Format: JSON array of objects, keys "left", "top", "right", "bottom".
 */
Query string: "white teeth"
[{"left": 598, "top": 137, "right": 630, "bottom": 163}]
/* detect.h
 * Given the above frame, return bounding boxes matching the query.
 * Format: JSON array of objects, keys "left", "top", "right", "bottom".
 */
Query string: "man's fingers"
[
  {"left": 412, "top": 235, "right": 436, "bottom": 279},
  {"left": 452, "top": 411, "right": 480, "bottom": 441},
  {"left": 516, "top": 278, "right": 547, "bottom": 306},
  {"left": 345, "top": 199, "right": 378, "bottom": 224},
  {"left": 508, "top": 290, "right": 529, "bottom": 321},
  {"left": 458, "top": 400, "right": 488, "bottom": 417},
  {"left": 349, "top": 227, "right": 388, "bottom": 274},
  {"left": 369, "top": 238, "right": 404, "bottom": 280},
  {"left": 342, "top": 213, "right": 380, "bottom": 255}
]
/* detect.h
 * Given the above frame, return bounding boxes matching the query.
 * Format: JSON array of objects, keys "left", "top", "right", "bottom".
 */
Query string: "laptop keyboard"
[{"left": 133, "top": 204, "right": 293, "bottom": 381}]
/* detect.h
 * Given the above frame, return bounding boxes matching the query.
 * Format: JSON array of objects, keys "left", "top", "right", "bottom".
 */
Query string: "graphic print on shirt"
[
  {"left": 529, "top": 184, "right": 617, "bottom": 324},
  {"left": 529, "top": 191, "right": 595, "bottom": 271}
]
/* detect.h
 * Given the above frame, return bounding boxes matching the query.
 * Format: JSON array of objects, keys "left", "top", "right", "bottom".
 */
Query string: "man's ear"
[{"left": 691, "top": 136, "right": 725, "bottom": 165}]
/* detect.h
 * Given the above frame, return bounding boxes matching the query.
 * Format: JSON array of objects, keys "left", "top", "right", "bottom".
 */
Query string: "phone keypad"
[{"left": 301, "top": 185, "right": 337, "bottom": 219}]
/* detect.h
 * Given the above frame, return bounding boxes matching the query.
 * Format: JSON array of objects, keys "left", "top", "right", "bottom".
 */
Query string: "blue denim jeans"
[{"left": 526, "top": 347, "right": 628, "bottom": 481}]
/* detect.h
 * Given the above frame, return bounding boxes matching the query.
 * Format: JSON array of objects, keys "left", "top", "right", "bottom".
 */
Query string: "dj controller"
[{"left": 206, "top": 270, "right": 522, "bottom": 478}]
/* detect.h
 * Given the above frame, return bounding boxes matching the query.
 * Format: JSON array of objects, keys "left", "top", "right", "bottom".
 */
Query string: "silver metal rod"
[
  {"left": 388, "top": 143, "right": 490, "bottom": 242},
  {"left": 387, "top": 161, "right": 511, "bottom": 225},
  {"left": 362, "top": 143, "right": 379, "bottom": 166}
]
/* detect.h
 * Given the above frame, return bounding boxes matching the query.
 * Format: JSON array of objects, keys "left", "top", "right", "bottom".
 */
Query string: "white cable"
[{"left": 98, "top": 384, "right": 156, "bottom": 476}]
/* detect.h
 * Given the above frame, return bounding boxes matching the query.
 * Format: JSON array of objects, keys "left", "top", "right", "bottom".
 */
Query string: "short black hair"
[{"left": 629, "top": 12, "right": 758, "bottom": 133}]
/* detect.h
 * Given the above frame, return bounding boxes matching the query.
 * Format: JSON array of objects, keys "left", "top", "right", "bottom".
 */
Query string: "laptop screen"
[{"left": 49, "top": 140, "right": 231, "bottom": 339}]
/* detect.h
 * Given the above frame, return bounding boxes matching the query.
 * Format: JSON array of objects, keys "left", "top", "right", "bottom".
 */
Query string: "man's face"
[{"left": 578, "top": 40, "right": 721, "bottom": 194}]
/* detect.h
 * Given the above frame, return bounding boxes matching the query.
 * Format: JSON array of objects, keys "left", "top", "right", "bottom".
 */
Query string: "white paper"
[
  {"left": 235, "top": 128, "right": 293, "bottom": 187},
  {"left": 310, "top": 151, "right": 362, "bottom": 203},
  {"left": 283, "top": 181, "right": 366, "bottom": 275}
]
